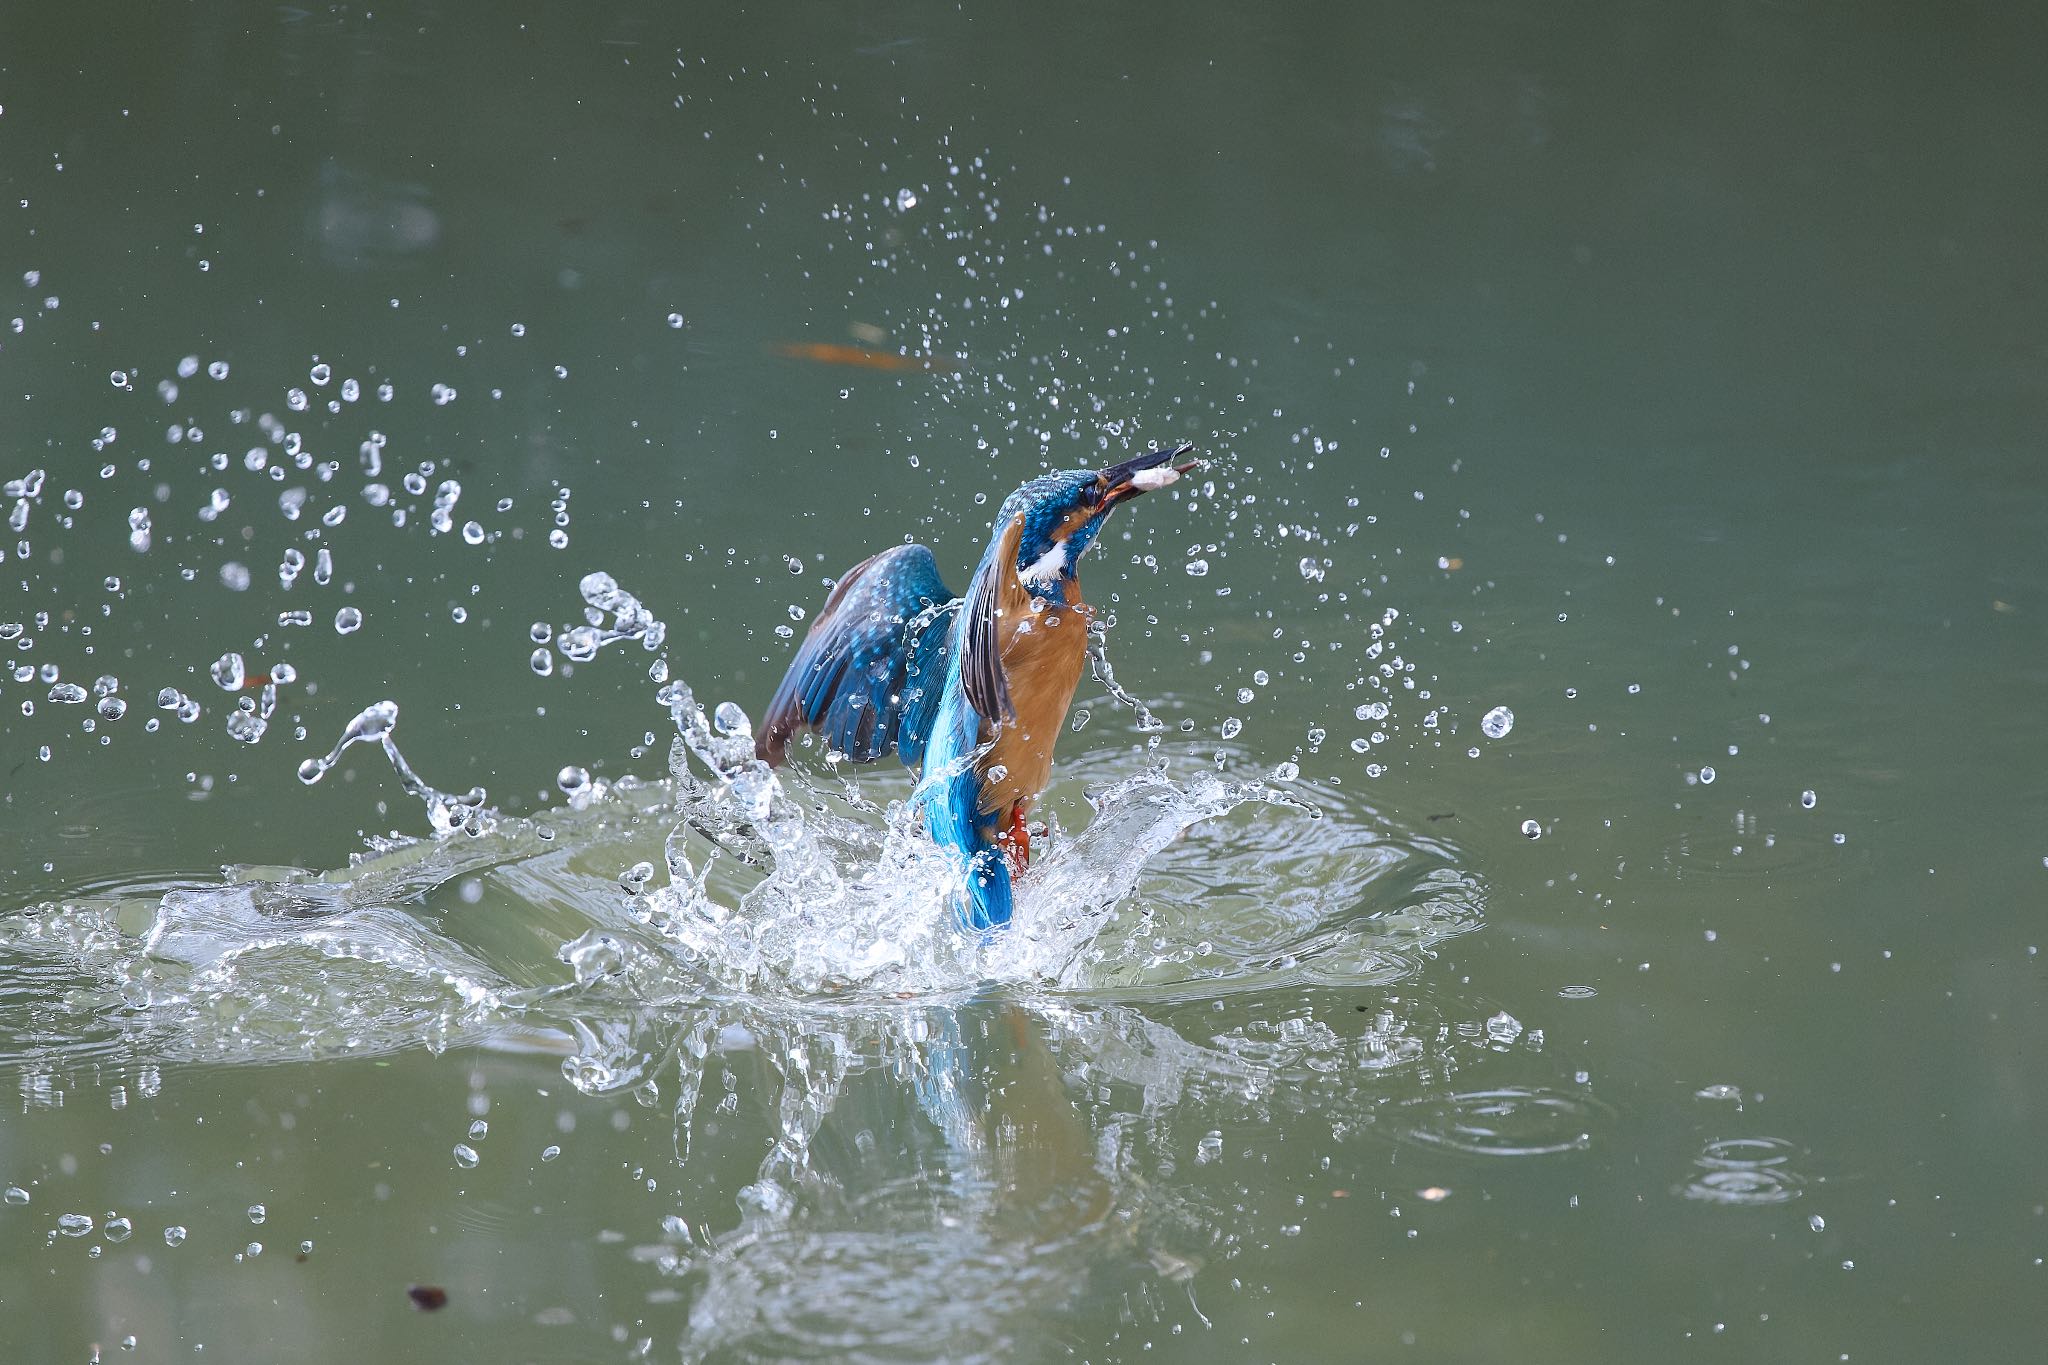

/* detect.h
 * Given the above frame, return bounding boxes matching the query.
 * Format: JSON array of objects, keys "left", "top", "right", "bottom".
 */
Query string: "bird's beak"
[{"left": 1100, "top": 443, "right": 1202, "bottom": 505}]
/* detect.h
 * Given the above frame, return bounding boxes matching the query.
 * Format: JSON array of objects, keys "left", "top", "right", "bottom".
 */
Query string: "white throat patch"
[{"left": 1019, "top": 538, "right": 1070, "bottom": 588}]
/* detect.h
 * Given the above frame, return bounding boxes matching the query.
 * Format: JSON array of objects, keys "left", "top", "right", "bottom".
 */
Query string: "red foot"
[{"left": 1001, "top": 806, "right": 1031, "bottom": 878}]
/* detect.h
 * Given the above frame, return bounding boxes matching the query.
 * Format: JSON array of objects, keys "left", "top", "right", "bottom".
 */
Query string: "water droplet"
[
  {"left": 97, "top": 696, "right": 127, "bottom": 721},
  {"left": 246, "top": 1204, "right": 265, "bottom": 1225},
  {"left": 334, "top": 607, "right": 363, "bottom": 634},
  {"left": 163, "top": 1225, "right": 187, "bottom": 1246},
  {"left": 3, "top": 1186, "right": 29, "bottom": 1205},
  {"left": 556, "top": 766, "right": 590, "bottom": 796},
  {"left": 1800, "top": 789, "right": 1817, "bottom": 809},
  {"left": 540, "top": 1145, "right": 561, "bottom": 1162},
  {"left": 1184, "top": 558, "right": 1209, "bottom": 577},
  {"left": 894, "top": 187, "right": 918, "bottom": 211},
  {"left": 57, "top": 1212, "right": 94, "bottom": 1237},
  {"left": 1220, "top": 717, "right": 1243, "bottom": 739},
  {"left": 309, "top": 362, "right": 331, "bottom": 386},
  {"left": 530, "top": 648, "right": 554, "bottom": 677},
  {"left": 1480, "top": 705, "right": 1514, "bottom": 739},
  {"left": 209, "top": 652, "right": 246, "bottom": 691},
  {"left": 47, "top": 682, "right": 88, "bottom": 704},
  {"left": 667, "top": 312, "right": 686, "bottom": 329},
  {"left": 1699, "top": 765, "right": 1716, "bottom": 784},
  {"left": 1520, "top": 819, "right": 1543, "bottom": 840},
  {"left": 452, "top": 1144, "right": 479, "bottom": 1169},
  {"left": 226, "top": 706, "right": 268, "bottom": 744}
]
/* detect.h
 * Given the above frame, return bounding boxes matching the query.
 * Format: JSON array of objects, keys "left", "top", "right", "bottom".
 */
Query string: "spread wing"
[{"left": 756, "top": 544, "right": 960, "bottom": 768}]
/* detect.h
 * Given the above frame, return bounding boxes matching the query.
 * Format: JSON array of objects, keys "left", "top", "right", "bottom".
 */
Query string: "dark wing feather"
[
  {"left": 756, "top": 544, "right": 958, "bottom": 767},
  {"left": 958, "top": 515, "right": 1020, "bottom": 727}
]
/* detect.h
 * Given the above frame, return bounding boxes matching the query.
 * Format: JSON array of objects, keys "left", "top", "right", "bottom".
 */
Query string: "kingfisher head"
[{"left": 995, "top": 444, "right": 1201, "bottom": 598}]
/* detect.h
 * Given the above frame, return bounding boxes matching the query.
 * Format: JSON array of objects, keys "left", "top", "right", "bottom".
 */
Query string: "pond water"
[{"left": 3, "top": 3, "right": 2044, "bottom": 1361}]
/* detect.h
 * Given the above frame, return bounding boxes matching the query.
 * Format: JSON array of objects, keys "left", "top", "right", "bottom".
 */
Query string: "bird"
[{"left": 757, "top": 443, "right": 1201, "bottom": 932}]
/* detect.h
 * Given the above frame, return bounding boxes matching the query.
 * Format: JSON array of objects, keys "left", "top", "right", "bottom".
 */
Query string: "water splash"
[
  {"left": 0, "top": 572, "right": 1584, "bottom": 1363},
  {"left": 559, "top": 571, "right": 666, "bottom": 663},
  {"left": 295, "top": 700, "right": 489, "bottom": 834}
]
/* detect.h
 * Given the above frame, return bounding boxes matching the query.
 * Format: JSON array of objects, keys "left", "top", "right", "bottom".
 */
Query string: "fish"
[{"left": 772, "top": 342, "right": 957, "bottom": 373}]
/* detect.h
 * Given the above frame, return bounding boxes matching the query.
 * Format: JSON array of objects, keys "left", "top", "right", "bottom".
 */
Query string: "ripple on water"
[
  {"left": 1399, "top": 1086, "right": 1604, "bottom": 1158},
  {"left": 1678, "top": 1136, "right": 1807, "bottom": 1205},
  {"left": 679, "top": 1214, "right": 1080, "bottom": 1365}
]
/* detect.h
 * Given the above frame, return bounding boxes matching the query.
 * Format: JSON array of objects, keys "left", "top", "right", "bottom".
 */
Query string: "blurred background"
[{"left": 2, "top": 2, "right": 2044, "bottom": 1361}]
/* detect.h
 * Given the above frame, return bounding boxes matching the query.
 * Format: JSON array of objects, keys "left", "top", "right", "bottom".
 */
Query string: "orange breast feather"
[{"left": 978, "top": 516, "right": 1090, "bottom": 817}]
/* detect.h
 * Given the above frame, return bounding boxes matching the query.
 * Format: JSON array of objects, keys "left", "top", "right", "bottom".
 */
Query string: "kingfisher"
[{"left": 757, "top": 443, "right": 1200, "bottom": 932}]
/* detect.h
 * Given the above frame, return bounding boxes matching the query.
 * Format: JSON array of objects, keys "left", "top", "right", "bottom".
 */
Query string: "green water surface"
[{"left": 3, "top": 3, "right": 2044, "bottom": 1361}]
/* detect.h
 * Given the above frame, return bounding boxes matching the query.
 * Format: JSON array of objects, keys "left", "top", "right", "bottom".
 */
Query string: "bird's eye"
[{"left": 1080, "top": 483, "right": 1103, "bottom": 508}]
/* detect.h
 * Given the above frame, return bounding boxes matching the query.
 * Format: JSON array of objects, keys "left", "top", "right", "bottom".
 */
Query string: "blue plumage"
[
  {"left": 758, "top": 444, "right": 1198, "bottom": 932},
  {"left": 759, "top": 544, "right": 956, "bottom": 767}
]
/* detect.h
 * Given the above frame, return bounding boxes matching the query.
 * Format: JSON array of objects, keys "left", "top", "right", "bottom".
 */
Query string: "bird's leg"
[{"left": 1001, "top": 803, "right": 1031, "bottom": 878}]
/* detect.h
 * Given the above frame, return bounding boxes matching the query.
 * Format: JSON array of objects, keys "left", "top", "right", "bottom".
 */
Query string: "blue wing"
[{"left": 756, "top": 544, "right": 959, "bottom": 768}]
